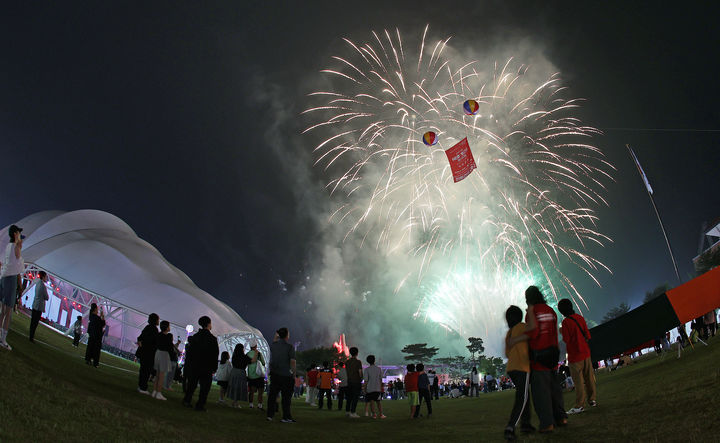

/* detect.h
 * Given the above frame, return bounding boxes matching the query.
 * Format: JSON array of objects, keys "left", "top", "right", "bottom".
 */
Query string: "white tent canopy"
[{"left": 2, "top": 210, "right": 267, "bottom": 358}]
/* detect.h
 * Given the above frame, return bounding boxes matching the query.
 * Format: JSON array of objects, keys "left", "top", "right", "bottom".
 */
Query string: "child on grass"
[
  {"left": 363, "top": 355, "right": 386, "bottom": 418},
  {"left": 317, "top": 361, "right": 333, "bottom": 410},
  {"left": 216, "top": 351, "right": 231, "bottom": 403},
  {"left": 503, "top": 305, "right": 535, "bottom": 441},
  {"left": 404, "top": 364, "right": 419, "bottom": 418}
]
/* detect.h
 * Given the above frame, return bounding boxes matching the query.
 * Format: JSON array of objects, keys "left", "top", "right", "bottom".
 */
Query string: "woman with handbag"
[{"left": 246, "top": 340, "right": 266, "bottom": 409}]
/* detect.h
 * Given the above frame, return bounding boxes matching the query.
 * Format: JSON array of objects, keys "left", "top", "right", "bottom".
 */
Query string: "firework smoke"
[{"left": 302, "top": 27, "right": 614, "bottom": 357}]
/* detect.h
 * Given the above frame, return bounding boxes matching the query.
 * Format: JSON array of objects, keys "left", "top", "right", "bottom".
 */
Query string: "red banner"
[{"left": 445, "top": 137, "right": 476, "bottom": 183}]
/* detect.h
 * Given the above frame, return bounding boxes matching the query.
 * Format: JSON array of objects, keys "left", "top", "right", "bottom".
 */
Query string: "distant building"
[{"left": 693, "top": 217, "right": 720, "bottom": 273}]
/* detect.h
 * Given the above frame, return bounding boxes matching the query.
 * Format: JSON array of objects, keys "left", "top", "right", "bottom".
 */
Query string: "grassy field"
[{"left": 0, "top": 313, "right": 718, "bottom": 442}]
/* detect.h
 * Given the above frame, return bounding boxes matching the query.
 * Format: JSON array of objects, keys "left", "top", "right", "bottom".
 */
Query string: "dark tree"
[
  {"left": 643, "top": 283, "right": 671, "bottom": 304},
  {"left": 694, "top": 246, "right": 720, "bottom": 275},
  {"left": 401, "top": 343, "right": 439, "bottom": 362},
  {"left": 466, "top": 337, "right": 485, "bottom": 365},
  {"left": 295, "top": 346, "right": 346, "bottom": 373},
  {"left": 434, "top": 355, "right": 467, "bottom": 378},
  {"left": 602, "top": 302, "right": 631, "bottom": 323}
]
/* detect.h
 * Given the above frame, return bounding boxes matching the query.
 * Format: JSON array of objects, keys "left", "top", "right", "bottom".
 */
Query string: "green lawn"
[{"left": 0, "top": 313, "right": 718, "bottom": 442}]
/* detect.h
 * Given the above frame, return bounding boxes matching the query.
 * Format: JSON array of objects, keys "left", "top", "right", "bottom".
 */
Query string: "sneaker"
[
  {"left": 0, "top": 342, "right": 11, "bottom": 351},
  {"left": 350, "top": 413, "right": 360, "bottom": 418},
  {"left": 266, "top": 417, "right": 273, "bottom": 422},
  {"left": 504, "top": 427, "right": 517, "bottom": 441},
  {"left": 567, "top": 407, "right": 584, "bottom": 415},
  {"left": 372, "top": 414, "right": 377, "bottom": 419},
  {"left": 539, "top": 425, "right": 554, "bottom": 433},
  {"left": 519, "top": 424, "right": 536, "bottom": 433},
  {"left": 280, "top": 418, "right": 297, "bottom": 423},
  {"left": 365, "top": 411, "right": 370, "bottom": 417},
  {"left": 217, "top": 399, "right": 225, "bottom": 404},
  {"left": 379, "top": 414, "right": 387, "bottom": 419},
  {"left": 154, "top": 392, "right": 167, "bottom": 401},
  {"left": 258, "top": 404, "right": 263, "bottom": 410},
  {"left": 589, "top": 400, "right": 597, "bottom": 407},
  {"left": 138, "top": 388, "right": 150, "bottom": 395},
  {"left": 249, "top": 404, "right": 254, "bottom": 408}
]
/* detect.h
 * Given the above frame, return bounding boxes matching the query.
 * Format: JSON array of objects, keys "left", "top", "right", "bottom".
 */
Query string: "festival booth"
[
  {"left": 589, "top": 266, "right": 720, "bottom": 362},
  {"left": 2, "top": 210, "right": 269, "bottom": 361}
]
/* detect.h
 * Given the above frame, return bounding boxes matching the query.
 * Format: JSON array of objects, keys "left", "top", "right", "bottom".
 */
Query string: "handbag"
[
  {"left": 530, "top": 346, "right": 560, "bottom": 369},
  {"left": 254, "top": 359, "right": 266, "bottom": 378}
]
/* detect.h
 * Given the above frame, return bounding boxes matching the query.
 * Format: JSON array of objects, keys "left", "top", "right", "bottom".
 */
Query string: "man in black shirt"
[
  {"left": 183, "top": 316, "right": 219, "bottom": 412},
  {"left": 136, "top": 313, "right": 159, "bottom": 395},
  {"left": 266, "top": 327, "right": 296, "bottom": 422},
  {"left": 84, "top": 303, "right": 105, "bottom": 367}
]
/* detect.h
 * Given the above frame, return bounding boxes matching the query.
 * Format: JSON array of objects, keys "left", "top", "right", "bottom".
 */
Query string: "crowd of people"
[
  {"left": 3, "top": 221, "right": 716, "bottom": 440},
  {"left": 501, "top": 285, "right": 597, "bottom": 440}
]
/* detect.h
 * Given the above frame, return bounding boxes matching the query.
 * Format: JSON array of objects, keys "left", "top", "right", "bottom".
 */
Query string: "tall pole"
[{"left": 627, "top": 144, "right": 681, "bottom": 283}]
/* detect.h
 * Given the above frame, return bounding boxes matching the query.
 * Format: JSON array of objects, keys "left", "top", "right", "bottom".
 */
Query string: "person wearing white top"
[
  {"left": 29, "top": 271, "right": 49, "bottom": 342},
  {"left": 0, "top": 225, "right": 24, "bottom": 350}
]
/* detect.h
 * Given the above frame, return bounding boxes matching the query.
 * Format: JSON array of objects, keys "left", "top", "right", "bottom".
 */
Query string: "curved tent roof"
[{"left": 1, "top": 210, "right": 265, "bottom": 345}]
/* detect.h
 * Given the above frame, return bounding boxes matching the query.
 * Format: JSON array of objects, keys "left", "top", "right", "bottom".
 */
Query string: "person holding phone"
[{"left": 0, "top": 225, "right": 24, "bottom": 350}]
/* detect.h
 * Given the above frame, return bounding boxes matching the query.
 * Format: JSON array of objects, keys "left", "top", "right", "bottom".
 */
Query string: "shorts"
[
  {"left": 407, "top": 391, "right": 419, "bottom": 406},
  {"left": 365, "top": 391, "right": 381, "bottom": 402},
  {"left": 248, "top": 377, "right": 265, "bottom": 389},
  {"left": 217, "top": 380, "right": 229, "bottom": 389},
  {"left": 0, "top": 275, "right": 18, "bottom": 307}
]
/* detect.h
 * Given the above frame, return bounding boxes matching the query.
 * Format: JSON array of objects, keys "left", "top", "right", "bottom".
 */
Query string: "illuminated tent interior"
[{"left": 1, "top": 210, "right": 269, "bottom": 360}]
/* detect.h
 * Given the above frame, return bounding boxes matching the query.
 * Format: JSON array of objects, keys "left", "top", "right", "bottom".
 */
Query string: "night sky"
[{"left": 3, "top": 2, "right": 719, "bottom": 356}]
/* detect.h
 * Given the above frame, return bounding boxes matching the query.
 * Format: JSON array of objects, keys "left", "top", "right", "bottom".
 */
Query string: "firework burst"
[{"left": 303, "top": 27, "right": 614, "bottom": 347}]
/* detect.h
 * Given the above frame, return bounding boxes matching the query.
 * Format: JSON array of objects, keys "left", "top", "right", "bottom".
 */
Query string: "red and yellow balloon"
[{"left": 422, "top": 131, "right": 438, "bottom": 146}]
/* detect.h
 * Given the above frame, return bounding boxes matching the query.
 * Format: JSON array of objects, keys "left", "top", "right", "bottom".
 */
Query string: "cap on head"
[{"left": 249, "top": 340, "right": 258, "bottom": 348}]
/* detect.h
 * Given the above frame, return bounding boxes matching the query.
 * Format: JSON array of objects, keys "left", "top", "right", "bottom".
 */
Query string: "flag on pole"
[
  {"left": 628, "top": 146, "right": 653, "bottom": 195},
  {"left": 445, "top": 137, "right": 477, "bottom": 183}
]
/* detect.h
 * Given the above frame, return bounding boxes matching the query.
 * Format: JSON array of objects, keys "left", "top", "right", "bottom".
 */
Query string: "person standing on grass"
[
  {"left": 317, "top": 361, "right": 333, "bottom": 410},
  {"left": 413, "top": 363, "right": 432, "bottom": 418},
  {"left": 432, "top": 371, "right": 440, "bottom": 400},
  {"left": 507, "top": 286, "right": 566, "bottom": 433},
  {"left": 84, "top": 303, "right": 105, "bottom": 367},
  {"left": 363, "top": 355, "right": 386, "bottom": 418},
  {"left": 246, "top": 340, "right": 266, "bottom": 409},
  {"left": 71, "top": 315, "right": 83, "bottom": 347},
  {"left": 336, "top": 361, "right": 348, "bottom": 409},
  {"left": 0, "top": 225, "right": 24, "bottom": 351},
  {"left": 470, "top": 367, "right": 480, "bottom": 397},
  {"left": 29, "top": 271, "right": 49, "bottom": 342},
  {"left": 151, "top": 320, "right": 173, "bottom": 400},
  {"left": 503, "top": 305, "right": 535, "bottom": 441},
  {"left": 404, "top": 364, "right": 419, "bottom": 418},
  {"left": 557, "top": 298, "right": 596, "bottom": 415},
  {"left": 136, "top": 313, "right": 159, "bottom": 395},
  {"left": 215, "top": 351, "right": 231, "bottom": 404},
  {"left": 306, "top": 364, "right": 319, "bottom": 406},
  {"left": 165, "top": 338, "right": 181, "bottom": 390},
  {"left": 183, "top": 316, "right": 219, "bottom": 412},
  {"left": 227, "top": 343, "right": 251, "bottom": 408},
  {"left": 266, "top": 327, "right": 296, "bottom": 423},
  {"left": 345, "top": 346, "right": 363, "bottom": 418}
]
